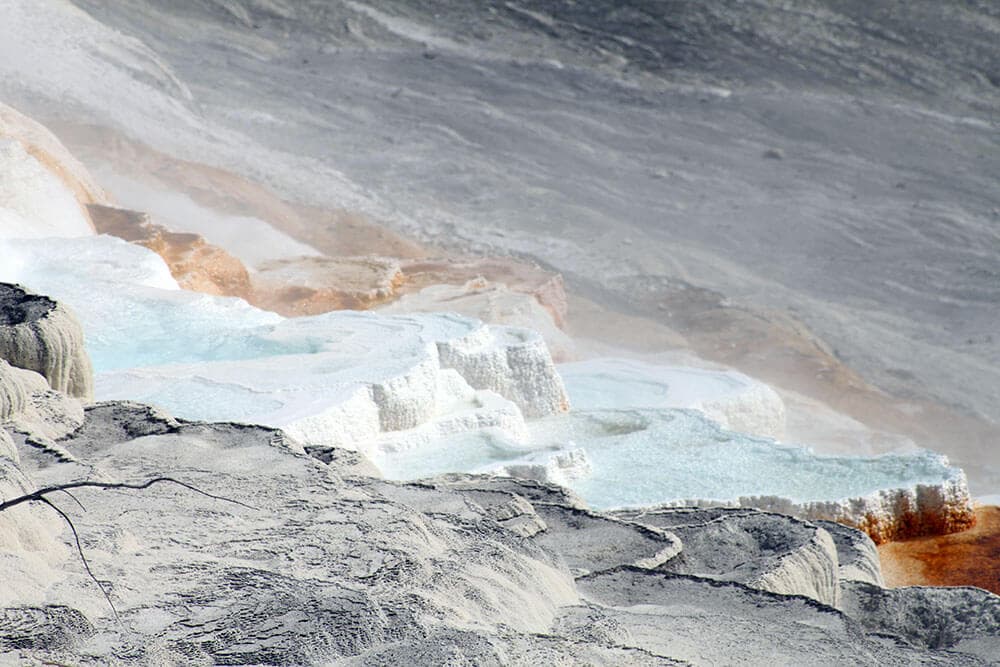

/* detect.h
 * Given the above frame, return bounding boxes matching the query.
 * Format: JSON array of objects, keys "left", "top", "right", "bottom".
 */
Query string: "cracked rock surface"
[{"left": 1, "top": 399, "right": 997, "bottom": 664}]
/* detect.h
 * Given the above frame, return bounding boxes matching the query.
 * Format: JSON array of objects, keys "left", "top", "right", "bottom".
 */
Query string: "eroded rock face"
[
  {"left": 613, "top": 506, "right": 841, "bottom": 607},
  {"left": 0, "top": 427, "right": 16, "bottom": 462},
  {"left": 1, "top": 399, "right": 998, "bottom": 665},
  {"left": 0, "top": 284, "right": 92, "bottom": 400},
  {"left": 3, "top": 402, "right": 581, "bottom": 663},
  {"left": 1, "top": 362, "right": 84, "bottom": 448},
  {"left": 87, "top": 204, "right": 252, "bottom": 300},
  {"left": 840, "top": 582, "right": 1000, "bottom": 653},
  {"left": 817, "top": 519, "right": 884, "bottom": 587},
  {"left": 743, "top": 476, "right": 977, "bottom": 544},
  {"left": 0, "top": 360, "right": 28, "bottom": 422},
  {"left": 568, "top": 569, "right": 983, "bottom": 666},
  {"left": 1, "top": 358, "right": 84, "bottom": 450}
]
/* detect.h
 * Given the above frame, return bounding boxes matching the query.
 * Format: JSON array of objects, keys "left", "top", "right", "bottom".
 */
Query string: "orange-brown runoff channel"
[{"left": 878, "top": 506, "right": 1000, "bottom": 594}]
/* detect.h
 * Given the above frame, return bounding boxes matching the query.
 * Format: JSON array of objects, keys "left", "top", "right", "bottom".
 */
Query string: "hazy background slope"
[{"left": 3, "top": 0, "right": 998, "bottom": 488}]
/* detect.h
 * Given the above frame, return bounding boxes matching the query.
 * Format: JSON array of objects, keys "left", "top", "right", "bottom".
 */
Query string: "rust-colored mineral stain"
[{"left": 878, "top": 506, "right": 1000, "bottom": 594}]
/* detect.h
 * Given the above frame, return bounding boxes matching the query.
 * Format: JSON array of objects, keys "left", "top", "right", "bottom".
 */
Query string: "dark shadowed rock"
[
  {"left": 840, "top": 581, "right": 1000, "bottom": 657},
  {"left": 0, "top": 606, "right": 93, "bottom": 653},
  {"left": 817, "top": 519, "right": 885, "bottom": 587}
]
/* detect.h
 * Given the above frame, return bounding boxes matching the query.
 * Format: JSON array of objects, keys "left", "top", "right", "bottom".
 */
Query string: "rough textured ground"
[
  {"left": 1, "top": 4, "right": 999, "bottom": 660},
  {"left": 2, "top": 401, "right": 998, "bottom": 665},
  {"left": 0, "top": 284, "right": 997, "bottom": 664},
  {"left": 0, "top": 280, "right": 1000, "bottom": 665}
]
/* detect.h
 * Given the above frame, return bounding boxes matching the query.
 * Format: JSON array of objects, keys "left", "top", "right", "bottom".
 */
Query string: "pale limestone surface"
[
  {"left": 380, "top": 279, "right": 575, "bottom": 362},
  {"left": 559, "top": 358, "right": 786, "bottom": 440},
  {"left": 0, "top": 139, "right": 93, "bottom": 240},
  {"left": 0, "top": 101, "right": 109, "bottom": 219}
]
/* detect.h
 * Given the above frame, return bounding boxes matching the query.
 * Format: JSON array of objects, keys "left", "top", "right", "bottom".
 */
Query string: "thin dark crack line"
[
  {"left": 39, "top": 497, "right": 119, "bottom": 622},
  {"left": 0, "top": 477, "right": 257, "bottom": 512},
  {"left": 0, "top": 477, "right": 257, "bottom": 619}
]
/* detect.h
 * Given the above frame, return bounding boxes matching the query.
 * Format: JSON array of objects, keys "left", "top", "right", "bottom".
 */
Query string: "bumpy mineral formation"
[{"left": 0, "top": 283, "right": 93, "bottom": 400}]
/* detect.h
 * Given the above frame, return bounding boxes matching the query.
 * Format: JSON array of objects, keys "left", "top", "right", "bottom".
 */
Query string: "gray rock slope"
[
  {"left": 15, "top": 0, "right": 995, "bottom": 489},
  {"left": 1, "top": 399, "right": 997, "bottom": 665}
]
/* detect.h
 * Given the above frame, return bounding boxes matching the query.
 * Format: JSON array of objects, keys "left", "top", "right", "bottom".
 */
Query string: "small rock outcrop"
[
  {"left": 436, "top": 323, "right": 570, "bottom": 418},
  {"left": 613, "top": 506, "right": 841, "bottom": 607},
  {"left": 0, "top": 284, "right": 92, "bottom": 400}
]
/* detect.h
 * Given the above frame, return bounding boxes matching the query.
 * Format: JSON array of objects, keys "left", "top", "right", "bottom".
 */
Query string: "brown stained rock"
[
  {"left": 856, "top": 503, "right": 978, "bottom": 546},
  {"left": 50, "top": 122, "right": 426, "bottom": 259},
  {"left": 878, "top": 506, "right": 1000, "bottom": 594},
  {"left": 87, "top": 204, "right": 253, "bottom": 300},
  {"left": 253, "top": 255, "right": 572, "bottom": 328},
  {"left": 398, "top": 257, "right": 569, "bottom": 328},
  {"left": 48, "top": 124, "right": 575, "bottom": 333},
  {"left": 250, "top": 256, "right": 405, "bottom": 316}
]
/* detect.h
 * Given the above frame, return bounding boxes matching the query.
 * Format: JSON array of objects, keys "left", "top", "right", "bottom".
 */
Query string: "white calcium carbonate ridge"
[
  {"left": 559, "top": 357, "right": 786, "bottom": 440},
  {"left": 0, "top": 139, "right": 93, "bottom": 240},
  {"left": 0, "top": 237, "right": 567, "bottom": 451},
  {"left": 0, "top": 228, "right": 967, "bottom": 532},
  {"left": 650, "top": 465, "right": 974, "bottom": 543}
]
